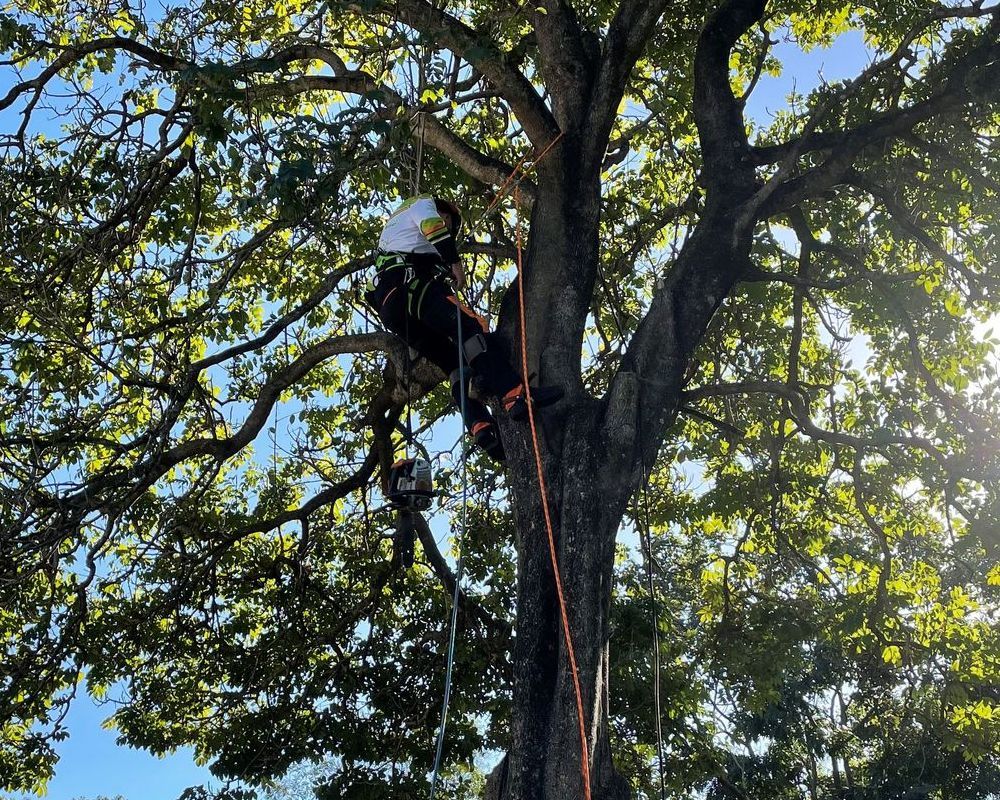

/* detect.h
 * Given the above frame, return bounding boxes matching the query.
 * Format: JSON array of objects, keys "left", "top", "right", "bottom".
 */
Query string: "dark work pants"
[{"left": 367, "top": 264, "right": 522, "bottom": 433}]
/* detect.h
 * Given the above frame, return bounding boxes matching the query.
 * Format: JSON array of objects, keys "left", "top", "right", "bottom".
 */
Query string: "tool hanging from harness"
[
  {"left": 387, "top": 456, "right": 434, "bottom": 511},
  {"left": 387, "top": 455, "right": 434, "bottom": 570}
]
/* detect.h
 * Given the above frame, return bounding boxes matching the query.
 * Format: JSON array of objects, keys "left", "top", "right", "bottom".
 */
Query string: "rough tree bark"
[{"left": 480, "top": 2, "right": 768, "bottom": 796}]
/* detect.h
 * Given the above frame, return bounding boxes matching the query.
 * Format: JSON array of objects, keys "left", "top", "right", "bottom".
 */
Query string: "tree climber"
[{"left": 366, "top": 194, "right": 562, "bottom": 463}]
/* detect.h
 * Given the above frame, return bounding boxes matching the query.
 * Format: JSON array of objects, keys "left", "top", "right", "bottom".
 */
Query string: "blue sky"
[
  {"left": 1, "top": 19, "right": 872, "bottom": 800},
  {"left": 30, "top": 698, "right": 213, "bottom": 800}
]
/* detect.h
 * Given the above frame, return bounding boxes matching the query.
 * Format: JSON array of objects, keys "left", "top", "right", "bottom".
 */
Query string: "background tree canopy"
[{"left": 1, "top": 0, "right": 999, "bottom": 798}]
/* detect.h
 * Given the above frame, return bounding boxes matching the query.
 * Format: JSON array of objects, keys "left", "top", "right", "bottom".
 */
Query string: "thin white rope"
[
  {"left": 636, "top": 416, "right": 667, "bottom": 800},
  {"left": 413, "top": 111, "right": 426, "bottom": 196}
]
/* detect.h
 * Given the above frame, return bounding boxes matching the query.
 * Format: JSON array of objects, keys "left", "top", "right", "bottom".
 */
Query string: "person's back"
[{"left": 379, "top": 194, "right": 456, "bottom": 259}]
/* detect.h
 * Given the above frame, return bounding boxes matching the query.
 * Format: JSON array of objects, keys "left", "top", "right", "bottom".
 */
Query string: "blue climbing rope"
[{"left": 428, "top": 299, "right": 470, "bottom": 798}]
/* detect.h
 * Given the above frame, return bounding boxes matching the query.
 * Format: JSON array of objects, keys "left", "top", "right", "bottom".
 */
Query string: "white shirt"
[{"left": 378, "top": 195, "right": 451, "bottom": 256}]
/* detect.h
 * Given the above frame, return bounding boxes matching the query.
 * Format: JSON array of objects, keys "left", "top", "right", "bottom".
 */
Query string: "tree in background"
[{"left": 2, "top": 0, "right": 1000, "bottom": 797}]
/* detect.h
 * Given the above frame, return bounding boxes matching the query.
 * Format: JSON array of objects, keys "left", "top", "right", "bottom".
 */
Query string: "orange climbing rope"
[
  {"left": 514, "top": 182, "right": 593, "bottom": 800},
  {"left": 431, "top": 130, "right": 590, "bottom": 797},
  {"left": 467, "top": 132, "right": 565, "bottom": 240}
]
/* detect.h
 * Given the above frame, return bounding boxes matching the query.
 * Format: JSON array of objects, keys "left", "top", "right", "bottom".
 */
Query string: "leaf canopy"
[{"left": 1, "top": 0, "right": 999, "bottom": 797}]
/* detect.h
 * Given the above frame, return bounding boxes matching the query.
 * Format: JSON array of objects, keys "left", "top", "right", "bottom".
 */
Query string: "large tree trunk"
[
  {"left": 501, "top": 415, "right": 634, "bottom": 800},
  {"left": 484, "top": 146, "right": 759, "bottom": 799},
  {"left": 486, "top": 150, "right": 635, "bottom": 800},
  {"left": 481, "top": 0, "right": 767, "bottom": 780}
]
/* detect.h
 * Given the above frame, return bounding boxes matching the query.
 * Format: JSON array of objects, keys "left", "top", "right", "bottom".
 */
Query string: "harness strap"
[{"left": 366, "top": 253, "right": 407, "bottom": 292}]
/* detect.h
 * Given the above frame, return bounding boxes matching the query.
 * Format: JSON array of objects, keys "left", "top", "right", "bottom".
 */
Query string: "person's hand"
[{"left": 450, "top": 262, "right": 465, "bottom": 291}]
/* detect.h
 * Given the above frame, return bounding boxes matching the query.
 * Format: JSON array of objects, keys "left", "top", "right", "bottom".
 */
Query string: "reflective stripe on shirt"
[{"left": 378, "top": 195, "right": 449, "bottom": 256}]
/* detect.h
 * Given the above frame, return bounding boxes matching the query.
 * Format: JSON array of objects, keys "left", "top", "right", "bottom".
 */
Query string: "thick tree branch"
[
  {"left": 245, "top": 73, "right": 378, "bottom": 100},
  {"left": 586, "top": 0, "right": 670, "bottom": 155},
  {"left": 754, "top": 18, "right": 1000, "bottom": 215},
  {"left": 602, "top": 2, "right": 767, "bottom": 456},
  {"left": 0, "top": 36, "right": 190, "bottom": 112},
  {"left": 48, "top": 332, "right": 398, "bottom": 519},
  {"left": 531, "top": 0, "right": 595, "bottom": 127},
  {"left": 693, "top": 0, "right": 767, "bottom": 194},
  {"left": 356, "top": 0, "right": 559, "bottom": 145},
  {"left": 464, "top": 240, "right": 518, "bottom": 261},
  {"left": 245, "top": 46, "right": 534, "bottom": 199},
  {"left": 419, "top": 115, "right": 537, "bottom": 203},
  {"left": 10, "top": 37, "right": 530, "bottom": 203},
  {"left": 186, "top": 334, "right": 399, "bottom": 462},
  {"left": 752, "top": 6, "right": 1000, "bottom": 166}
]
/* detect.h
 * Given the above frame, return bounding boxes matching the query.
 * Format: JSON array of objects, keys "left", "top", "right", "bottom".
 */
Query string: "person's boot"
[
  {"left": 471, "top": 421, "right": 506, "bottom": 464},
  {"left": 502, "top": 384, "right": 563, "bottom": 421}
]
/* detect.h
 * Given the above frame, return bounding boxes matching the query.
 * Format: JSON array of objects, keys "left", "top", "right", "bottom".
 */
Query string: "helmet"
[{"left": 434, "top": 197, "right": 463, "bottom": 239}]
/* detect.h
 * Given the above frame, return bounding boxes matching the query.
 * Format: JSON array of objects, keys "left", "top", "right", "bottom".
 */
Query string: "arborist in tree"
[{"left": 366, "top": 194, "right": 562, "bottom": 463}]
